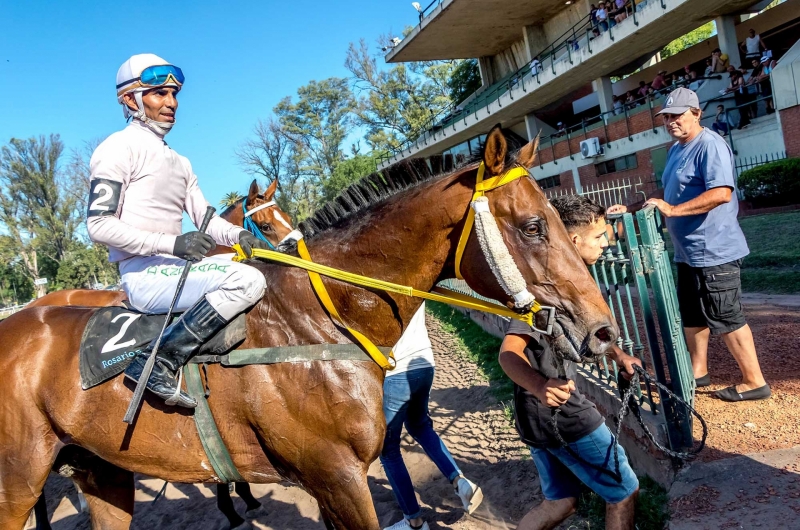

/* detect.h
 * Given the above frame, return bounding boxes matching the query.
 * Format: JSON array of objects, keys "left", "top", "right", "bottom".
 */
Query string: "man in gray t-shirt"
[{"left": 612, "top": 88, "right": 769, "bottom": 402}]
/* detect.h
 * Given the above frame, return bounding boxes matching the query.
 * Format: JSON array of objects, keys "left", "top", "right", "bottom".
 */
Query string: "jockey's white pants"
[{"left": 119, "top": 254, "right": 266, "bottom": 321}]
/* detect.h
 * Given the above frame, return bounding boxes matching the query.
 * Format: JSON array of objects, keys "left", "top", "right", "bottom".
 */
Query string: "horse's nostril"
[{"left": 594, "top": 325, "right": 615, "bottom": 344}]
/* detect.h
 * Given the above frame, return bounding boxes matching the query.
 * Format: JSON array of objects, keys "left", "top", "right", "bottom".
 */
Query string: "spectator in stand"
[
  {"left": 590, "top": 3, "right": 599, "bottom": 27},
  {"left": 711, "top": 48, "right": 729, "bottom": 73},
  {"left": 530, "top": 55, "right": 542, "bottom": 76},
  {"left": 651, "top": 70, "right": 667, "bottom": 91},
  {"left": 670, "top": 73, "right": 681, "bottom": 87},
  {"left": 556, "top": 122, "right": 567, "bottom": 136},
  {"left": 625, "top": 91, "right": 636, "bottom": 109},
  {"left": 612, "top": 0, "right": 628, "bottom": 24},
  {"left": 596, "top": 2, "right": 609, "bottom": 31},
  {"left": 646, "top": 86, "right": 657, "bottom": 103},
  {"left": 756, "top": 55, "right": 777, "bottom": 113},
  {"left": 591, "top": 27, "right": 601, "bottom": 40},
  {"left": 711, "top": 104, "right": 729, "bottom": 136},
  {"left": 723, "top": 70, "right": 750, "bottom": 129},
  {"left": 637, "top": 80, "right": 649, "bottom": 98},
  {"left": 704, "top": 58, "right": 714, "bottom": 77},
  {"left": 740, "top": 28, "right": 767, "bottom": 61},
  {"left": 684, "top": 65, "right": 697, "bottom": 80},
  {"left": 613, "top": 94, "right": 624, "bottom": 115}
]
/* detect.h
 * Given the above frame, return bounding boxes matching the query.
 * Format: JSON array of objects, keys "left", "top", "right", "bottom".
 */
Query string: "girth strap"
[{"left": 183, "top": 364, "right": 244, "bottom": 483}]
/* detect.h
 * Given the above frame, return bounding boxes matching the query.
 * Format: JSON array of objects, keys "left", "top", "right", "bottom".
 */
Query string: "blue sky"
[{"left": 0, "top": 0, "right": 417, "bottom": 208}]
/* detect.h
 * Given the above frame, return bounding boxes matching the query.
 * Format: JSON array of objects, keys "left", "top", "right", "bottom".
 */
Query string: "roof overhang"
[{"left": 385, "top": 0, "right": 576, "bottom": 62}]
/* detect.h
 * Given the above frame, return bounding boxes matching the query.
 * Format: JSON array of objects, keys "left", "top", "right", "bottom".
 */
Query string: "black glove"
[
  {"left": 173, "top": 232, "right": 216, "bottom": 262},
  {"left": 238, "top": 230, "right": 270, "bottom": 258}
]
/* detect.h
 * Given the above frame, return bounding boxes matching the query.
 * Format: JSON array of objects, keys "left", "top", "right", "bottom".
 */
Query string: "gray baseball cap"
[{"left": 656, "top": 87, "right": 700, "bottom": 115}]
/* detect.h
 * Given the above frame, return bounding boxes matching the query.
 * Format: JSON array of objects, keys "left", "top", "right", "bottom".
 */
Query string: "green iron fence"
[{"left": 439, "top": 204, "right": 695, "bottom": 451}]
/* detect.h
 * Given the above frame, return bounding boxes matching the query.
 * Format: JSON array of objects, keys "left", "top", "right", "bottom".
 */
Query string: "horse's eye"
[
  {"left": 260, "top": 224, "right": 273, "bottom": 232},
  {"left": 521, "top": 219, "right": 545, "bottom": 239}
]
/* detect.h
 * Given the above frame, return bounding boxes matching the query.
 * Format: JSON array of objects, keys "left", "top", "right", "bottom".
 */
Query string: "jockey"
[{"left": 87, "top": 54, "right": 269, "bottom": 409}]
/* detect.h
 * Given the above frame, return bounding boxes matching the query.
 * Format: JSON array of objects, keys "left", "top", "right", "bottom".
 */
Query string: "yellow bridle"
[{"left": 232, "top": 162, "right": 554, "bottom": 371}]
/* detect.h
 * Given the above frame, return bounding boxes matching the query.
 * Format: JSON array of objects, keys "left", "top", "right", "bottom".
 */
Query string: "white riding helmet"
[{"left": 116, "top": 54, "right": 184, "bottom": 135}]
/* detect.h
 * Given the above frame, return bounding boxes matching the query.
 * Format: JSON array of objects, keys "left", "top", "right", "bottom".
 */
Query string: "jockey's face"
[
  {"left": 123, "top": 87, "right": 179, "bottom": 123},
  {"left": 140, "top": 87, "right": 179, "bottom": 123}
]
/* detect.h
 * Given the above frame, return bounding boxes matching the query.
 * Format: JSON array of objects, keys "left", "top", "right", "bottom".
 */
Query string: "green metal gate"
[
  {"left": 593, "top": 205, "right": 694, "bottom": 450},
  {"left": 440, "top": 204, "right": 695, "bottom": 452}
]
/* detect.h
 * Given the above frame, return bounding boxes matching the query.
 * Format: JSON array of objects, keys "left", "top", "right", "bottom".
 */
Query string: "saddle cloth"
[{"left": 79, "top": 307, "right": 246, "bottom": 390}]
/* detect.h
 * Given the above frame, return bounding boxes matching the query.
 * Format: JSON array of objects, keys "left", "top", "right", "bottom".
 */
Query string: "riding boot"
[{"left": 124, "top": 296, "right": 228, "bottom": 408}]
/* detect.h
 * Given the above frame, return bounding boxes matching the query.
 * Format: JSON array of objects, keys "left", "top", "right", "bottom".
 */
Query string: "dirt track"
[{"left": 33, "top": 314, "right": 544, "bottom": 530}]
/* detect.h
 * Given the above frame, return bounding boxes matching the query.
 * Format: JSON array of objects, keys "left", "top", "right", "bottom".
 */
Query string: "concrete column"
[
  {"left": 593, "top": 76, "right": 615, "bottom": 115},
  {"left": 715, "top": 15, "right": 741, "bottom": 68},
  {"left": 571, "top": 168, "right": 583, "bottom": 194},
  {"left": 523, "top": 25, "right": 548, "bottom": 63},
  {"left": 478, "top": 56, "right": 494, "bottom": 87},
  {"left": 525, "top": 113, "right": 541, "bottom": 140}
]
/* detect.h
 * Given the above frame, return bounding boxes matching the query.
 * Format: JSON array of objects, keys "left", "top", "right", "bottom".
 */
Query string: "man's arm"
[
  {"left": 645, "top": 186, "right": 731, "bottom": 217},
  {"left": 499, "top": 334, "right": 575, "bottom": 408},
  {"left": 184, "top": 171, "right": 244, "bottom": 248},
  {"left": 607, "top": 188, "right": 664, "bottom": 215}
]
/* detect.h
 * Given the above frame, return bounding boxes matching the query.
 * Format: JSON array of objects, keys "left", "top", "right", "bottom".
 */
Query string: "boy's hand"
[
  {"left": 615, "top": 353, "right": 643, "bottom": 381},
  {"left": 535, "top": 378, "right": 576, "bottom": 408}
]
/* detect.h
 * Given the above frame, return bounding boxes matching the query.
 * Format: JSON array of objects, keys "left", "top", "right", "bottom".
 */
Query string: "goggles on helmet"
[{"left": 116, "top": 64, "right": 185, "bottom": 92}]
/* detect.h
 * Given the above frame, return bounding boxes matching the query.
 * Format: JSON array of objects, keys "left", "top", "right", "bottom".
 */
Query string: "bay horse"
[
  {"left": 27, "top": 178, "right": 291, "bottom": 309},
  {"left": 0, "top": 126, "right": 617, "bottom": 529},
  {"left": 25, "top": 178, "right": 290, "bottom": 529}
]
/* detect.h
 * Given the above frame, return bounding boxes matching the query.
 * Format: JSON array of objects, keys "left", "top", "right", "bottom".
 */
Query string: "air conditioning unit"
[{"left": 580, "top": 137, "right": 603, "bottom": 159}]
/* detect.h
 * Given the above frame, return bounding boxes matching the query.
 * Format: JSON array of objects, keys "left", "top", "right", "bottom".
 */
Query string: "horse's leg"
[
  {"left": 304, "top": 463, "right": 379, "bottom": 530},
  {"left": 0, "top": 422, "right": 58, "bottom": 530},
  {"left": 66, "top": 458, "right": 134, "bottom": 530},
  {"left": 216, "top": 484, "right": 245, "bottom": 529},
  {"left": 33, "top": 494, "right": 51, "bottom": 530},
  {"left": 234, "top": 482, "right": 262, "bottom": 513}
]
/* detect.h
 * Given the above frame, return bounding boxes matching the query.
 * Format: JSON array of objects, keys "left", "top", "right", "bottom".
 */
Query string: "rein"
[
  {"left": 550, "top": 364, "right": 708, "bottom": 482},
  {"left": 231, "top": 162, "right": 556, "bottom": 371},
  {"left": 241, "top": 197, "right": 276, "bottom": 249}
]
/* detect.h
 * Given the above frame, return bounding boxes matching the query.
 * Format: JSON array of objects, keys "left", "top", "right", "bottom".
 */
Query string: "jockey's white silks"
[{"left": 471, "top": 197, "right": 537, "bottom": 311}]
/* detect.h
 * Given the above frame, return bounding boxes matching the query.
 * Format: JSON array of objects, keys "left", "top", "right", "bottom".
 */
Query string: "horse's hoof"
[{"left": 224, "top": 515, "right": 246, "bottom": 529}]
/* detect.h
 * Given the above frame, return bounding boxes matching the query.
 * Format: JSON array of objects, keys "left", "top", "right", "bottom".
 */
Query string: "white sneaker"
[
  {"left": 382, "top": 519, "right": 430, "bottom": 530},
  {"left": 454, "top": 476, "right": 484, "bottom": 514}
]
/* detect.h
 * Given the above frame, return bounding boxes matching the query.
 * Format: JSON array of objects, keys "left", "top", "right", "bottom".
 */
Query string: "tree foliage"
[
  {"left": 661, "top": 22, "right": 715, "bottom": 60},
  {"left": 447, "top": 59, "right": 482, "bottom": 106},
  {"left": 0, "top": 135, "right": 118, "bottom": 298},
  {"left": 345, "top": 38, "right": 456, "bottom": 153},
  {"left": 323, "top": 154, "right": 378, "bottom": 202}
]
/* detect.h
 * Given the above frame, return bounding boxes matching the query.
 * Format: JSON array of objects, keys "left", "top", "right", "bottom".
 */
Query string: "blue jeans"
[
  {"left": 381, "top": 367, "right": 461, "bottom": 520},
  {"left": 531, "top": 424, "right": 639, "bottom": 504}
]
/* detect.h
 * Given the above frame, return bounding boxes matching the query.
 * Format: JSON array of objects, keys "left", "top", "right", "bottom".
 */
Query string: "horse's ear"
[
  {"left": 516, "top": 134, "right": 540, "bottom": 169},
  {"left": 482, "top": 124, "right": 507, "bottom": 177},
  {"left": 247, "top": 179, "right": 260, "bottom": 202},
  {"left": 264, "top": 179, "right": 278, "bottom": 201}
]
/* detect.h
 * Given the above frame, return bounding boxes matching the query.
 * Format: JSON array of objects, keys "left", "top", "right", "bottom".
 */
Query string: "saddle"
[{"left": 79, "top": 306, "right": 246, "bottom": 390}]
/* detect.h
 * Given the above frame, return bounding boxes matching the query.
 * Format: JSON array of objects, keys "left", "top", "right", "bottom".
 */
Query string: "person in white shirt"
[
  {"left": 380, "top": 303, "right": 482, "bottom": 530},
  {"left": 740, "top": 28, "right": 766, "bottom": 61},
  {"left": 87, "top": 54, "right": 270, "bottom": 408}
]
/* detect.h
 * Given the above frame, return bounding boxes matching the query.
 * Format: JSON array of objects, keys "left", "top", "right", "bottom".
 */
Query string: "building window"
[
  {"left": 596, "top": 154, "right": 638, "bottom": 176},
  {"left": 538, "top": 175, "right": 561, "bottom": 189}
]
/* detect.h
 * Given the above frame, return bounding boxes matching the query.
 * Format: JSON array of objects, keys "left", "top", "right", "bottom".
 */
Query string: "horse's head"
[
  {"left": 459, "top": 126, "right": 618, "bottom": 363},
  {"left": 243, "top": 179, "right": 295, "bottom": 247}
]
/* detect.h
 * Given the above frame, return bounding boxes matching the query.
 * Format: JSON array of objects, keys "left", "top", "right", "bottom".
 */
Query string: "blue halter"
[{"left": 241, "top": 197, "right": 276, "bottom": 249}]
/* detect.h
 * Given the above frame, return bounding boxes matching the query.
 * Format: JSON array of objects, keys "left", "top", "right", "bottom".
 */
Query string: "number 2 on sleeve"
[{"left": 87, "top": 179, "right": 123, "bottom": 217}]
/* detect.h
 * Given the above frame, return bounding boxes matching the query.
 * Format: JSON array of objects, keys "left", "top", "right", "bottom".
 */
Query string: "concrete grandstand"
[{"left": 380, "top": 0, "right": 800, "bottom": 204}]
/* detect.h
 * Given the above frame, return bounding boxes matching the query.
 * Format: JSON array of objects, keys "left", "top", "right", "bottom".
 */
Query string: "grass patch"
[
  {"left": 426, "top": 301, "right": 512, "bottom": 402},
  {"left": 662, "top": 211, "right": 800, "bottom": 294},
  {"left": 575, "top": 476, "right": 669, "bottom": 530}
]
